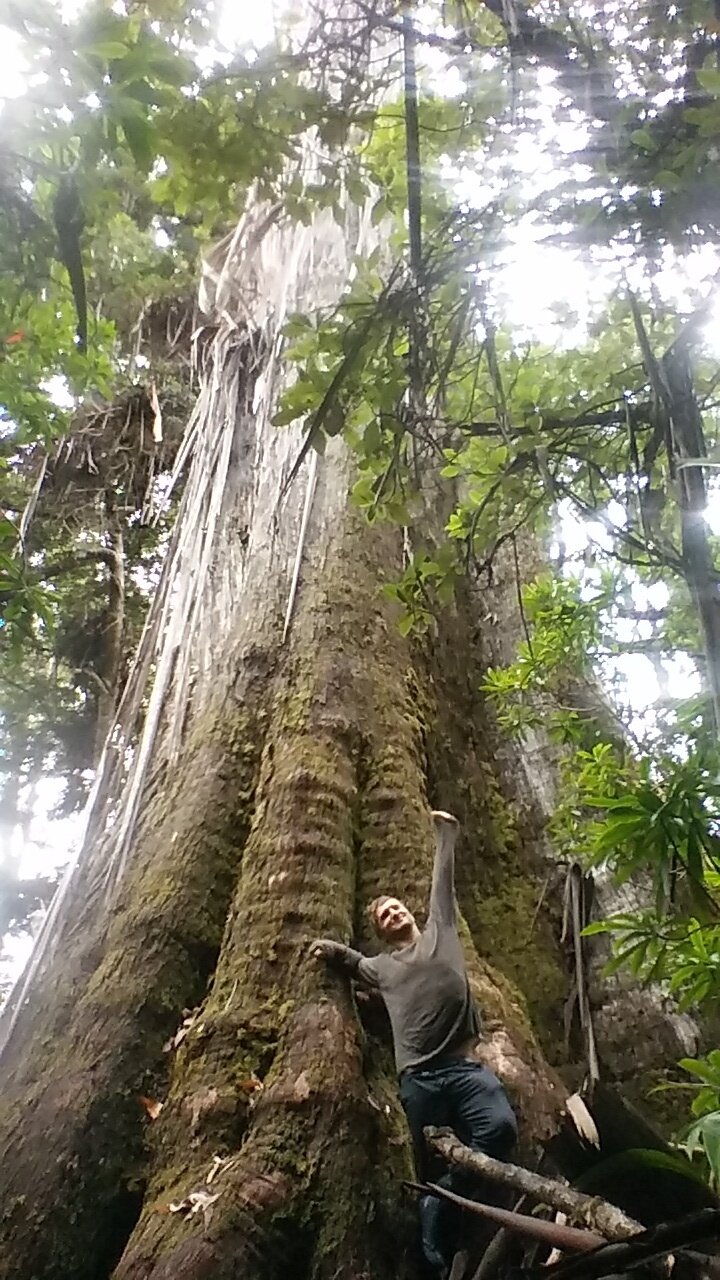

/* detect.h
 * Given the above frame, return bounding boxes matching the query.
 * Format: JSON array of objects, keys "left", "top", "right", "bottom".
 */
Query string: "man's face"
[{"left": 374, "top": 896, "right": 416, "bottom": 942}]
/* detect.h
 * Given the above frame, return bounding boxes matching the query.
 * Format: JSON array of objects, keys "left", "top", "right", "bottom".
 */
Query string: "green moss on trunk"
[{"left": 0, "top": 700, "right": 265, "bottom": 1280}]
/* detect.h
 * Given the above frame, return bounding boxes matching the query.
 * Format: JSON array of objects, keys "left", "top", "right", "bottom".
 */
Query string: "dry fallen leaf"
[
  {"left": 169, "top": 1189, "right": 220, "bottom": 1228},
  {"left": 565, "top": 1092, "right": 600, "bottom": 1148},
  {"left": 139, "top": 1095, "right": 163, "bottom": 1121},
  {"left": 238, "top": 1075, "right": 263, "bottom": 1095},
  {"left": 546, "top": 1213, "right": 568, "bottom": 1267},
  {"left": 206, "top": 1154, "right": 227, "bottom": 1186},
  {"left": 163, "top": 1008, "right": 200, "bottom": 1053}
]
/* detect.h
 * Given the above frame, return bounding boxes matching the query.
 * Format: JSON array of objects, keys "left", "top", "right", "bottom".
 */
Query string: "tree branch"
[
  {"left": 459, "top": 403, "right": 656, "bottom": 440},
  {"left": 426, "top": 1129, "right": 641, "bottom": 1240},
  {"left": 404, "top": 1180, "right": 606, "bottom": 1252},
  {"left": 40, "top": 549, "right": 117, "bottom": 580},
  {"left": 543, "top": 1210, "right": 720, "bottom": 1280}
]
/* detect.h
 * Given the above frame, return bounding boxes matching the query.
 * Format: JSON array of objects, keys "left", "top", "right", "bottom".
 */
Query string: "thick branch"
[
  {"left": 460, "top": 406, "right": 653, "bottom": 439},
  {"left": 40, "top": 549, "right": 117, "bottom": 581},
  {"left": 406, "top": 1181, "right": 606, "bottom": 1252},
  {"left": 426, "top": 1129, "right": 641, "bottom": 1240}
]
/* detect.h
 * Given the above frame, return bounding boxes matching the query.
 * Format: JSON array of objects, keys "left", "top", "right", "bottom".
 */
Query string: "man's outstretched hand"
[{"left": 309, "top": 938, "right": 340, "bottom": 961}]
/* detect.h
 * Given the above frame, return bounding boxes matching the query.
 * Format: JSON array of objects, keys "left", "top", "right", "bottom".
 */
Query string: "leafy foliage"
[
  {"left": 482, "top": 576, "right": 606, "bottom": 736},
  {"left": 673, "top": 1052, "right": 720, "bottom": 1191}
]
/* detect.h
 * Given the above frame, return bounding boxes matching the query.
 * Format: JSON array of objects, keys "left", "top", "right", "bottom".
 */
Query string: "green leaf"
[
  {"left": 680, "top": 1057, "right": 720, "bottom": 1086},
  {"left": 686, "top": 827, "right": 704, "bottom": 885},
  {"left": 91, "top": 40, "right": 131, "bottom": 59},
  {"left": 697, "top": 68, "right": 720, "bottom": 97},
  {"left": 371, "top": 196, "right": 388, "bottom": 226},
  {"left": 656, "top": 169, "right": 681, "bottom": 193},
  {"left": 592, "top": 815, "right": 647, "bottom": 849},
  {"left": 575, "top": 1147, "right": 712, "bottom": 1196},
  {"left": 118, "top": 109, "right": 155, "bottom": 171},
  {"left": 273, "top": 405, "right": 302, "bottom": 428},
  {"left": 581, "top": 920, "right": 615, "bottom": 936},
  {"left": 604, "top": 938, "right": 649, "bottom": 976},
  {"left": 145, "top": 50, "right": 195, "bottom": 87},
  {"left": 683, "top": 1113, "right": 720, "bottom": 1188},
  {"left": 630, "top": 128, "right": 656, "bottom": 152}
]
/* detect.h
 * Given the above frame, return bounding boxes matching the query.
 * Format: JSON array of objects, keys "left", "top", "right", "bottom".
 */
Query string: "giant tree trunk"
[{"left": 0, "top": 190, "right": 693, "bottom": 1279}]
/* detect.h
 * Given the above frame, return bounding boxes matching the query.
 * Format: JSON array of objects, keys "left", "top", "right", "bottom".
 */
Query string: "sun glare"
[{"left": 218, "top": 0, "right": 276, "bottom": 50}]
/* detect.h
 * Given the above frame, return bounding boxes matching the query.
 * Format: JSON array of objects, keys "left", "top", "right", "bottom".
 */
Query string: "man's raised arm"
[{"left": 428, "top": 810, "right": 460, "bottom": 925}]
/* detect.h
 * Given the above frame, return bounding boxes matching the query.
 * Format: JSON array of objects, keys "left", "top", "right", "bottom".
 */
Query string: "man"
[{"left": 311, "top": 810, "right": 517, "bottom": 1276}]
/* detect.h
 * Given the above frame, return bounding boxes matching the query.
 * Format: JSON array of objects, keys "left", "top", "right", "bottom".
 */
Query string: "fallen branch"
[
  {"left": 426, "top": 1129, "right": 641, "bottom": 1241},
  {"left": 542, "top": 1209, "right": 720, "bottom": 1280},
  {"left": 404, "top": 1181, "right": 605, "bottom": 1252}
]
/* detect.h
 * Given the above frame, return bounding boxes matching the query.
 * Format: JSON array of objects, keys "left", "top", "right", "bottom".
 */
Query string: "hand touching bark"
[
  {"left": 309, "top": 939, "right": 367, "bottom": 980},
  {"left": 309, "top": 939, "right": 343, "bottom": 961}
]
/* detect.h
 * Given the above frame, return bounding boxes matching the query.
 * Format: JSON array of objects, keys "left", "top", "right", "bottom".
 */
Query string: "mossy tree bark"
[
  {"left": 469, "top": 540, "right": 701, "bottom": 1107},
  {"left": 0, "top": 200, "right": 692, "bottom": 1280}
]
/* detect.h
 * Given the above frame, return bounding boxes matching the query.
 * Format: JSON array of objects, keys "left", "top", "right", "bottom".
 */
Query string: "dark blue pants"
[{"left": 399, "top": 1060, "right": 517, "bottom": 1274}]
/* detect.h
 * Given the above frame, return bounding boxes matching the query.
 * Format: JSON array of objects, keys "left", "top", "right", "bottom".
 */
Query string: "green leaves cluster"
[
  {"left": 381, "top": 547, "right": 460, "bottom": 636},
  {"left": 483, "top": 575, "right": 606, "bottom": 737},
  {"left": 584, "top": 756, "right": 720, "bottom": 908},
  {"left": 673, "top": 1052, "right": 720, "bottom": 1190}
]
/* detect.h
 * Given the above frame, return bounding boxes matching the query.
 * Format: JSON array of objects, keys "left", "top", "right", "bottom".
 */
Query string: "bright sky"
[{"left": 0, "top": 1, "right": 717, "bottom": 973}]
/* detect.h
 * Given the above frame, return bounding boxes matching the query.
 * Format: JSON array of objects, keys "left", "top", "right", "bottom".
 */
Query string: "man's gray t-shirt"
[{"left": 323, "top": 826, "right": 480, "bottom": 1075}]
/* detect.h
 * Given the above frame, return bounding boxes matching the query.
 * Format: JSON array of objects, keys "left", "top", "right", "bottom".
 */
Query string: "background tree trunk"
[
  {"left": 0, "top": 196, "right": 692, "bottom": 1279},
  {"left": 474, "top": 540, "right": 702, "bottom": 1107},
  {"left": 92, "top": 491, "right": 126, "bottom": 763}
]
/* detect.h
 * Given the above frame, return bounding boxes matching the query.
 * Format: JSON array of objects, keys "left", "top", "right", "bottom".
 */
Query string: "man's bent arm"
[
  {"left": 311, "top": 939, "right": 382, "bottom": 988},
  {"left": 428, "top": 811, "right": 460, "bottom": 925}
]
